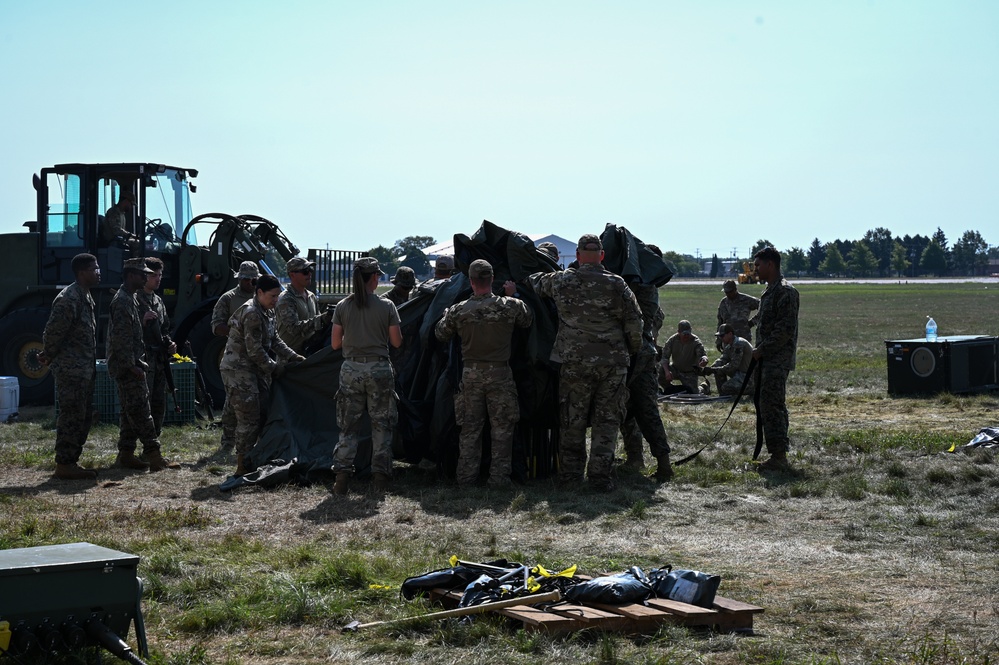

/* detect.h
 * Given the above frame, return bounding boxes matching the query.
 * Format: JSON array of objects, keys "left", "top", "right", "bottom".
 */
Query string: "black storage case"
[{"left": 885, "top": 335, "right": 999, "bottom": 395}]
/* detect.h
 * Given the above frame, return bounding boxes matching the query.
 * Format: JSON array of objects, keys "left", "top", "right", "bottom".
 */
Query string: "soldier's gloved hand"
[{"left": 291, "top": 354, "right": 306, "bottom": 363}]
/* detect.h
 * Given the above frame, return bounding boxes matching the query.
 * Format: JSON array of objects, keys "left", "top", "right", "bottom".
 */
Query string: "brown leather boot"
[
  {"left": 116, "top": 450, "right": 149, "bottom": 470},
  {"left": 144, "top": 451, "right": 181, "bottom": 471},
  {"left": 654, "top": 454, "right": 674, "bottom": 482},
  {"left": 235, "top": 454, "right": 248, "bottom": 476},
  {"left": 332, "top": 471, "right": 351, "bottom": 495},
  {"left": 54, "top": 463, "right": 97, "bottom": 480},
  {"left": 371, "top": 472, "right": 391, "bottom": 493}
]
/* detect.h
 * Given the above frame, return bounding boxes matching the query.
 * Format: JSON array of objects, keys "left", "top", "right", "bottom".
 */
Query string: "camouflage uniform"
[
  {"left": 220, "top": 299, "right": 298, "bottom": 456},
  {"left": 530, "top": 263, "right": 642, "bottom": 487},
  {"left": 754, "top": 274, "right": 799, "bottom": 455},
  {"left": 621, "top": 283, "right": 670, "bottom": 465},
  {"left": 107, "top": 286, "right": 161, "bottom": 456},
  {"left": 331, "top": 294, "right": 401, "bottom": 476},
  {"left": 662, "top": 332, "right": 709, "bottom": 394},
  {"left": 717, "top": 292, "right": 760, "bottom": 343},
  {"left": 275, "top": 286, "right": 327, "bottom": 354},
  {"left": 212, "top": 286, "right": 254, "bottom": 446},
  {"left": 435, "top": 290, "right": 533, "bottom": 486},
  {"left": 43, "top": 283, "right": 97, "bottom": 465},
  {"left": 710, "top": 336, "right": 754, "bottom": 395},
  {"left": 101, "top": 204, "right": 129, "bottom": 245},
  {"left": 383, "top": 285, "right": 411, "bottom": 307},
  {"left": 136, "top": 290, "right": 173, "bottom": 435}
]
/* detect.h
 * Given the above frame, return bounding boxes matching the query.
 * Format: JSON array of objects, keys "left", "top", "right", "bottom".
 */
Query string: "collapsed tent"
[{"left": 244, "top": 221, "right": 672, "bottom": 484}]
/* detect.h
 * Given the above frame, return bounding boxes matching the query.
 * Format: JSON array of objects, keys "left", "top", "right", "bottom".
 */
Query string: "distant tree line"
[
  {"left": 366, "top": 235, "right": 437, "bottom": 278},
  {"left": 663, "top": 228, "right": 994, "bottom": 278}
]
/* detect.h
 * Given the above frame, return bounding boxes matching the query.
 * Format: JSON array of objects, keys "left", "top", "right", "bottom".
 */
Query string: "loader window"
[
  {"left": 45, "top": 173, "right": 84, "bottom": 248},
  {"left": 147, "top": 171, "right": 195, "bottom": 249}
]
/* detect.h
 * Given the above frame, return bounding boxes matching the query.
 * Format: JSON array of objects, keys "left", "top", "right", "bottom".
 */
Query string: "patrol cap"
[
  {"left": 286, "top": 256, "right": 316, "bottom": 273},
  {"left": 538, "top": 242, "right": 559, "bottom": 259},
  {"left": 435, "top": 255, "right": 455, "bottom": 271},
  {"left": 722, "top": 279, "right": 737, "bottom": 293},
  {"left": 390, "top": 266, "right": 416, "bottom": 287},
  {"left": 468, "top": 259, "right": 493, "bottom": 279},
  {"left": 677, "top": 320, "right": 693, "bottom": 333},
  {"left": 354, "top": 256, "right": 385, "bottom": 275},
  {"left": 234, "top": 261, "right": 261, "bottom": 280},
  {"left": 577, "top": 234, "right": 602, "bottom": 251},
  {"left": 123, "top": 257, "right": 153, "bottom": 274},
  {"left": 715, "top": 323, "right": 735, "bottom": 337}
]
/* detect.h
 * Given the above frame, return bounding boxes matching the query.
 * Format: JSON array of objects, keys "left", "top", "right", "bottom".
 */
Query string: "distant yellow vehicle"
[{"left": 737, "top": 261, "right": 759, "bottom": 284}]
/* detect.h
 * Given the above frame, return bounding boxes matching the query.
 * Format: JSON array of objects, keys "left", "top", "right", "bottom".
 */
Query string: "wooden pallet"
[{"left": 428, "top": 586, "right": 763, "bottom": 635}]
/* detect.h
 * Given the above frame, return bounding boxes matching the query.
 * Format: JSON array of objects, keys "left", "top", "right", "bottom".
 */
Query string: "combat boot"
[
  {"left": 758, "top": 452, "right": 791, "bottom": 473},
  {"left": 623, "top": 455, "right": 645, "bottom": 471},
  {"left": 144, "top": 451, "right": 181, "bottom": 471},
  {"left": 333, "top": 471, "right": 351, "bottom": 495},
  {"left": 654, "top": 454, "right": 674, "bottom": 482},
  {"left": 54, "top": 463, "right": 97, "bottom": 480},
  {"left": 116, "top": 450, "right": 150, "bottom": 470},
  {"left": 235, "top": 454, "right": 248, "bottom": 477},
  {"left": 371, "top": 472, "right": 391, "bottom": 493}
]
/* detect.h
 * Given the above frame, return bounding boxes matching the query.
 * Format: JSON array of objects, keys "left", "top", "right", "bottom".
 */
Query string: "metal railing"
[{"left": 307, "top": 248, "right": 367, "bottom": 295}]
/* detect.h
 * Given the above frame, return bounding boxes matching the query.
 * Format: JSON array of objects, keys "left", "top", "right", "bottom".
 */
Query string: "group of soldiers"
[
  {"left": 42, "top": 238, "right": 799, "bottom": 486},
  {"left": 43, "top": 254, "right": 181, "bottom": 479},
  {"left": 659, "top": 279, "right": 760, "bottom": 397}
]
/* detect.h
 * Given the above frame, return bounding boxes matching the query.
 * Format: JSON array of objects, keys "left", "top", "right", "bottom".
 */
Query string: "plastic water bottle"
[{"left": 925, "top": 316, "right": 937, "bottom": 342}]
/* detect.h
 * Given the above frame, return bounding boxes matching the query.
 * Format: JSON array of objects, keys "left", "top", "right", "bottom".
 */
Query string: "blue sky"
[{"left": 1, "top": 1, "right": 996, "bottom": 260}]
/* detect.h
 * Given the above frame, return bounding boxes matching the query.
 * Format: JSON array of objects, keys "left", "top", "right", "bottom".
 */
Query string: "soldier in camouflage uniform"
[
  {"left": 717, "top": 280, "right": 759, "bottom": 344},
  {"left": 537, "top": 242, "right": 559, "bottom": 263},
  {"left": 330, "top": 257, "right": 403, "bottom": 494},
  {"left": 530, "top": 234, "right": 643, "bottom": 492},
  {"left": 619, "top": 282, "right": 673, "bottom": 481},
  {"left": 108, "top": 258, "right": 180, "bottom": 471},
  {"left": 704, "top": 323, "right": 754, "bottom": 395},
  {"left": 661, "top": 320, "right": 710, "bottom": 394},
  {"left": 220, "top": 274, "right": 305, "bottom": 476},
  {"left": 383, "top": 266, "right": 416, "bottom": 306},
  {"left": 752, "top": 246, "right": 800, "bottom": 472},
  {"left": 136, "top": 257, "right": 177, "bottom": 436},
  {"left": 40, "top": 253, "right": 101, "bottom": 480},
  {"left": 100, "top": 190, "right": 139, "bottom": 254},
  {"left": 212, "top": 261, "right": 260, "bottom": 448},
  {"left": 276, "top": 256, "right": 333, "bottom": 354},
  {"left": 435, "top": 259, "right": 533, "bottom": 486}
]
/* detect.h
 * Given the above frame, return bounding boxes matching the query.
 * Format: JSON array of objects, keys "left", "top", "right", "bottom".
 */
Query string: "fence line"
[{"left": 307, "top": 248, "right": 367, "bottom": 295}]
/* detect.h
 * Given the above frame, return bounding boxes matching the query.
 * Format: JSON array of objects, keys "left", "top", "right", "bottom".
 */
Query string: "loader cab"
[{"left": 35, "top": 163, "right": 197, "bottom": 287}]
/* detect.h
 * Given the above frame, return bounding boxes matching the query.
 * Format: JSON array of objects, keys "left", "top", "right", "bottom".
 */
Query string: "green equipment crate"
[{"left": 56, "top": 360, "right": 196, "bottom": 425}]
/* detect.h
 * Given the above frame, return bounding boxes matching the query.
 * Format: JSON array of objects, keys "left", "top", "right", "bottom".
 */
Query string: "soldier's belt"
[
  {"left": 464, "top": 360, "right": 508, "bottom": 369},
  {"left": 347, "top": 355, "right": 387, "bottom": 363}
]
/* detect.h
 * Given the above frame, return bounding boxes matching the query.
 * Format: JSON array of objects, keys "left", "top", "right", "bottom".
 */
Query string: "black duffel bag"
[
  {"left": 564, "top": 567, "right": 653, "bottom": 605},
  {"left": 648, "top": 566, "right": 721, "bottom": 608}
]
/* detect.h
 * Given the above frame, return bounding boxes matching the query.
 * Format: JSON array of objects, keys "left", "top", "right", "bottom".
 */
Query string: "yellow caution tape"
[
  {"left": 369, "top": 584, "right": 393, "bottom": 590},
  {"left": 947, "top": 443, "right": 956, "bottom": 453},
  {"left": 449, "top": 555, "right": 459, "bottom": 568}
]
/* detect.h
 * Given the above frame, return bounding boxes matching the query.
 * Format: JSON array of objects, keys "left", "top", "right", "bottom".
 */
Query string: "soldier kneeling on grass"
[{"left": 703, "top": 323, "right": 755, "bottom": 396}]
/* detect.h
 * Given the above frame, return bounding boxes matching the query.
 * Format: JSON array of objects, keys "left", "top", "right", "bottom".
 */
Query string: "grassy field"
[{"left": 1, "top": 281, "right": 998, "bottom": 665}]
